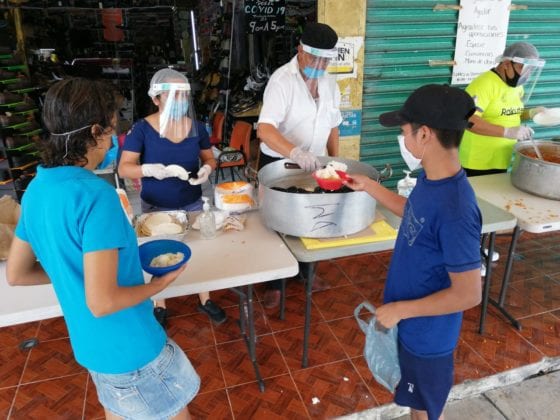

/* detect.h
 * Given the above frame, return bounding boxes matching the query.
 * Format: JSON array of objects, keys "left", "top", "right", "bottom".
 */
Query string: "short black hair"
[
  {"left": 411, "top": 122, "right": 464, "bottom": 150},
  {"left": 41, "top": 78, "right": 119, "bottom": 167}
]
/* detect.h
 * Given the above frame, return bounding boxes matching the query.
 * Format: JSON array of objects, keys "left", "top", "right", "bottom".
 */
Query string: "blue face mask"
[
  {"left": 97, "top": 135, "right": 118, "bottom": 169},
  {"left": 170, "top": 100, "right": 190, "bottom": 120},
  {"left": 302, "top": 66, "right": 326, "bottom": 79}
]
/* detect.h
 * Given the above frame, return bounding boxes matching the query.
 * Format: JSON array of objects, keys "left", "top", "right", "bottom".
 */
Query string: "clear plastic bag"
[{"left": 354, "top": 301, "right": 401, "bottom": 393}]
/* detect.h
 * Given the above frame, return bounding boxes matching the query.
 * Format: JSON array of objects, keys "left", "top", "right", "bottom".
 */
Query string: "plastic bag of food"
[{"left": 354, "top": 301, "right": 401, "bottom": 393}]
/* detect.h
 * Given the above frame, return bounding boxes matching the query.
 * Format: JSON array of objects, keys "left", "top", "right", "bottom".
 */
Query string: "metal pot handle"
[
  {"left": 378, "top": 164, "right": 392, "bottom": 182},
  {"left": 284, "top": 162, "right": 301, "bottom": 169}
]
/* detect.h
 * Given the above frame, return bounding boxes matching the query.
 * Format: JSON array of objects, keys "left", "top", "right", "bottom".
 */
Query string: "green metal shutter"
[{"left": 361, "top": 0, "right": 560, "bottom": 189}]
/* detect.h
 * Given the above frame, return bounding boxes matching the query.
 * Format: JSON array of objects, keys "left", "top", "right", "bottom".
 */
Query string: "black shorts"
[{"left": 394, "top": 342, "right": 454, "bottom": 420}]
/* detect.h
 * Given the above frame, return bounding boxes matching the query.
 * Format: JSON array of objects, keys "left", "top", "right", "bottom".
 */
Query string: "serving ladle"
[{"left": 528, "top": 135, "right": 544, "bottom": 161}]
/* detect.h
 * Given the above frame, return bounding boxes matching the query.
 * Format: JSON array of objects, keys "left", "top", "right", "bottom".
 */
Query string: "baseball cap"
[{"left": 379, "top": 84, "right": 476, "bottom": 130}]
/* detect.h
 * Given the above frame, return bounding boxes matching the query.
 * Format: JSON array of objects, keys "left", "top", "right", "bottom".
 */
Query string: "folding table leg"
[
  {"left": 302, "top": 262, "right": 316, "bottom": 368},
  {"left": 479, "top": 227, "right": 522, "bottom": 332},
  {"left": 230, "top": 285, "right": 265, "bottom": 391},
  {"left": 479, "top": 232, "right": 495, "bottom": 333},
  {"left": 279, "top": 277, "right": 287, "bottom": 321}
]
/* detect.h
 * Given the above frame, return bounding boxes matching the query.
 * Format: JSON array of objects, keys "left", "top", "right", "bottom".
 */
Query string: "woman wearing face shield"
[
  {"left": 118, "top": 68, "right": 226, "bottom": 327},
  {"left": 459, "top": 42, "right": 547, "bottom": 177},
  {"left": 7, "top": 78, "right": 200, "bottom": 420}
]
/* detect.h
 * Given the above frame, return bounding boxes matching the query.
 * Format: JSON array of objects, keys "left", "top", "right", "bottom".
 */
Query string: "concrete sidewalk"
[{"left": 343, "top": 356, "right": 560, "bottom": 420}]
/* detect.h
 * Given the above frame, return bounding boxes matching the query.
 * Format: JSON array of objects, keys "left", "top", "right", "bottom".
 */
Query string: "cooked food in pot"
[{"left": 520, "top": 147, "right": 560, "bottom": 164}]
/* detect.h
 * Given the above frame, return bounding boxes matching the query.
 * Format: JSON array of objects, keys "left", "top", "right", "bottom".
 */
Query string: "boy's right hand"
[{"left": 343, "top": 173, "right": 371, "bottom": 191}]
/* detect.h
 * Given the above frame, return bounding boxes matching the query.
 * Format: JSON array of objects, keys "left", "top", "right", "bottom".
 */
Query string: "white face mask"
[{"left": 398, "top": 134, "right": 423, "bottom": 171}]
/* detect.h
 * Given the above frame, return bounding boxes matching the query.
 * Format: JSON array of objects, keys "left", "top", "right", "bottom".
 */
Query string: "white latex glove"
[
  {"left": 141, "top": 163, "right": 172, "bottom": 180},
  {"left": 289, "top": 146, "right": 321, "bottom": 172},
  {"left": 188, "top": 164, "right": 212, "bottom": 185},
  {"left": 165, "top": 164, "right": 190, "bottom": 181},
  {"left": 503, "top": 125, "right": 534, "bottom": 141}
]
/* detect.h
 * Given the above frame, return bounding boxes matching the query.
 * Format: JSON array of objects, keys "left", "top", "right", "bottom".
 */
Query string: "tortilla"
[{"left": 533, "top": 108, "right": 560, "bottom": 126}]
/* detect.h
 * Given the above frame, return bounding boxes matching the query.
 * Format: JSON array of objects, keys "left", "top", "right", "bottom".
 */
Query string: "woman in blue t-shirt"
[
  {"left": 7, "top": 78, "right": 200, "bottom": 419},
  {"left": 118, "top": 68, "right": 226, "bottom": 327}
]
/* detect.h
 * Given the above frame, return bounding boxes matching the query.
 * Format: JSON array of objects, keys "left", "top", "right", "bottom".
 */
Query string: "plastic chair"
[
  {"left": 215, "top": 120, "right": 252, "bottom": 183},
  {"left": 209, "top": 111, "right": 225, "bottom": 147}
]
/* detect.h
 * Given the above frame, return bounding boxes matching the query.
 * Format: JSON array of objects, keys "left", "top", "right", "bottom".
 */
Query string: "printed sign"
[
  {"left": 328, "top": 37, "right": 363, "bottom": 79},
  {"left": 451, "top": 0, "right": 511, "bottom": 85},
  {"left": 244, "top": 0, "right": 286, "bottom": 33},
  {"left": 339, "top": 110, "right": 362, "bottom": 137}
]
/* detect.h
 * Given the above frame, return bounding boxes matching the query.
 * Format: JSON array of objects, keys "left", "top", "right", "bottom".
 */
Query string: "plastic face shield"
[
  {"left": 299, "top": 43, "right": 339, "bottom": 104},
  {"left": 300, "top": 42, "right": 338, "bottom": 80},
  {"left": 152, "top": 82, "right": 198, "bottom": 139},
  {"left": 505, "top": 56, "right": 545, "bottom": 104}
]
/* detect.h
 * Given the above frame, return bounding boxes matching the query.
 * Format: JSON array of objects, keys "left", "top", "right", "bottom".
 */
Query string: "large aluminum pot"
[
  {"left": 511, "top": 140, "right": 560, "bottom": 200},
  {"left": 258, "top": 157, "right": 381, "bottom": 238}
]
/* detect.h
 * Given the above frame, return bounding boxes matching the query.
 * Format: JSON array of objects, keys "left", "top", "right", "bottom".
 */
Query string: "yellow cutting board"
[{"left": 300, "top": 219, "right": 398, "bottom": 250}]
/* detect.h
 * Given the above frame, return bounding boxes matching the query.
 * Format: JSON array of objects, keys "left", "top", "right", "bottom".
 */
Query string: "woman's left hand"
[{"left": 188, "top": 164, "right": 212, "bottom": 185}]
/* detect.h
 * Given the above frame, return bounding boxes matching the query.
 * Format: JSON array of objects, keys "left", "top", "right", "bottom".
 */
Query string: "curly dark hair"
[{"left": 40, "top": 78, "right": 120, "bottom": 167}]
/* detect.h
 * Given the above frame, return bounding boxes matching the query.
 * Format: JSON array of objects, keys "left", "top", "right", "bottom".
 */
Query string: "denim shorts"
[{"left": 89, "top": 339, "right": 200, "bottom": 420}]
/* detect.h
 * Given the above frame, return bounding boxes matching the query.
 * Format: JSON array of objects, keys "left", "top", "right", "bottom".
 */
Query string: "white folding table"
[
  {"left": 0, "top": 211, "right": 298, "bottom": 391},
  {"left": 470, "top": 173, "right": 560, "bottom": 331},
  {"left": 280, "top": 199, "right": 516, "bottom": 366}
]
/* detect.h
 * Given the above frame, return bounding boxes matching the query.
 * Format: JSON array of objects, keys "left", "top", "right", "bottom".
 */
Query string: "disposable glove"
[
  {"left": 188, "top": 164, "right": 212, "bottom": 185},
  {"left": 141, "top": 163, "right": 171, "bottom": 180},
  {"left": 503, "top": 125, "right": 534, "bottom": 141},
  {"left": 289, "top": 146, "right": 321, "bottom": 172}
]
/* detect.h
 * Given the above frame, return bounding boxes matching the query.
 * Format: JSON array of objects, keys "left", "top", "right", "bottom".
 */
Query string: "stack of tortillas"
[{"left": 140, "top": 213, "right": 183, "bottom": 236}]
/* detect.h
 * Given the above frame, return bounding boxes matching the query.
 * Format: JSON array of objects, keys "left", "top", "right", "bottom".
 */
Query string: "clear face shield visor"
[
  {"left": 152, "top": 82, "right": 198, "bottom": 139},
  {"left": 299, "top": 42, "right": 339, "bottom": 99},
  {"left": 505, "top": 56, "right": 545, "bottom": 105}
]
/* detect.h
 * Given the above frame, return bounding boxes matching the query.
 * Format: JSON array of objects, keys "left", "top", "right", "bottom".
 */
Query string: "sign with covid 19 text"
[{"left": 245, "top": 0, "right": 286, "bottom": 34}]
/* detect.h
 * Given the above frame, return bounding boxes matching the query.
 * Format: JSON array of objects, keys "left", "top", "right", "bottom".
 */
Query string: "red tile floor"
[{"left": 1, "top": 230, "right": 560, "bottom": 419}]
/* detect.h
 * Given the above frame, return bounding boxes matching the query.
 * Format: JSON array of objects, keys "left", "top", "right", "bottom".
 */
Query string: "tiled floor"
[{"left": 1, "top": 230, "right": 560, "bottom": 419}]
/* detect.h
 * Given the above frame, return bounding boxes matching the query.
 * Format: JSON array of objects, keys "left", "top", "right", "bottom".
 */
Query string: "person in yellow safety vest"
[{"left": 460, "top": 42, "right": 547, "bottom": 177}]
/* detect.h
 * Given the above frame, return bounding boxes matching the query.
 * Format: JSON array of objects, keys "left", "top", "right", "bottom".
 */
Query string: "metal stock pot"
[
  {"left": 258, "top": 157, "right": 387, "bottom": 238},
  {"left": 511, "top": 140, "right": 560, "bottom": 200}
]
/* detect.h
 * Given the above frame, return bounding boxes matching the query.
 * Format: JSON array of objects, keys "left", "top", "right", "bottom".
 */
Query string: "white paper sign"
[
  {"left": 327, "top": 36, "right": 363, "bottom": 80},
  {"left": 451, "top": 0, "right": 511, "bottom": 85}
]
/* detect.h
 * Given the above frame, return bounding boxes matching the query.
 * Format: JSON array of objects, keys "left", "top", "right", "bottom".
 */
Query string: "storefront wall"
[
  {"left": 319, "top": 0, "right": 367, "bottom": 161},
  {"left": 323, "top": 0, "right": 560, "bottom": 189}
]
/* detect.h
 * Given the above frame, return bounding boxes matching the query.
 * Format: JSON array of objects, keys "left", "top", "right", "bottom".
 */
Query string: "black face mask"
[{"left": 504, "top": 66, "right": 521, "bottom": 87}]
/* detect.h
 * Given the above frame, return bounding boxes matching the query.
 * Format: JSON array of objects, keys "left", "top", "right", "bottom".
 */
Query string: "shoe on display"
[
  {"left": 483, "top": 248, "right": 500, "bottom": 262},
  {"left": 153, "top": 306, "right": 168, "bottom": 328},
  {"left": 198, "top": 299, "right": 227, "bottom": 325},
  {"left": 263, "top": 289, "right": 281, "bottom": 309}
]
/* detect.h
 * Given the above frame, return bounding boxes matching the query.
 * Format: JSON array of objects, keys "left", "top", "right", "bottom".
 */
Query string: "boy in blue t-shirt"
[{"left": 346, "top": 84, "right": 482, "bottom": 420}]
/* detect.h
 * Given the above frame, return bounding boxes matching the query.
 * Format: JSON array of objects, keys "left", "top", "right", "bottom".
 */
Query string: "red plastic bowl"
[{"left": 312, "top": 171, "right": 343, "bottom": 191}]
